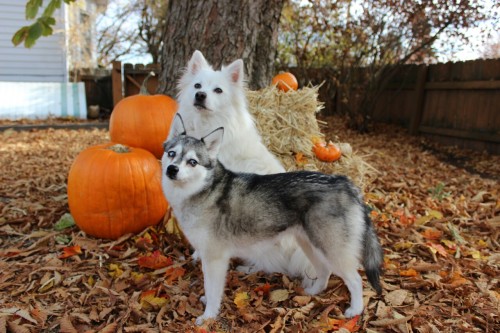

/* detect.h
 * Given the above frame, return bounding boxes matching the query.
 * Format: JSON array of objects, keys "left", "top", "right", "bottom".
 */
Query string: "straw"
[{"left": 247, "top": 85, "right": 374, "bottom": 189}]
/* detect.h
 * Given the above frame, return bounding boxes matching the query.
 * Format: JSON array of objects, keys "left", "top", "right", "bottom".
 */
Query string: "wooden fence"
[
  {"left": 111, "top": 61, "right": 161, "bottom": 106},
  {"left": 109, "top": 59, "right": 500, "bottom": 154}
]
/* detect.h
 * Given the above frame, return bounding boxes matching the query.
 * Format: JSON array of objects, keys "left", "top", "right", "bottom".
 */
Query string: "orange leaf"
[
  {"left": 342, "top": 315, "right": 361, "bottom": 332},
  {"left": 58, "top": 245, "right": 82, "bottom": 259},
  {"left": 448, "top": 272, "right": 469, "bottom": 288},
  {"left": 164, "top": 266, "right": 186, "bottom": 285},
  {"left": 326, "top": 318, "right": 344, "bottom": 330},
  {"left": 137, "top": 250, "right": 173, "bottom": 269},
  {"left": 421, "top": 228, "right": 443, "bottom": 240},
  {"left": 254, "top": 282, "right": 272, "bottom": 296},
  {"left": 427, "top": 242, "right": 448, "bottom": 257},
  {"left": 399, "top": 268, "right": 418, "bottom": 277}
]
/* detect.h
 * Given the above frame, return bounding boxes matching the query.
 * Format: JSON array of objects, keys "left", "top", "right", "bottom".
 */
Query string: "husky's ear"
[
  {"left": 201, "top": 127, "right": 224, "bottom": 159},
  {"left": 170, "top": 113, "right": 187, "bottom": 137},
  {"left": 187, "top": 50, "right": 210, "bottom": 76},
  {"left": 223, "top": 59, "right": 244, "bottom": 85}
]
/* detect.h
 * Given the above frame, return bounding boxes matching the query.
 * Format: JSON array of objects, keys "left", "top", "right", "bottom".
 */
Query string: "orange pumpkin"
[
  {"left": 67, "top": 143, "right": 168, "bottom": 239},
  {"left": 272, "top": 72, "right": 298, "bottom": 92},
  {"left": 313, "top": 140, "right": 342, "bottom": 162},
  {"left": 109, "top": 73, "right": 177, "bottom": 159}
]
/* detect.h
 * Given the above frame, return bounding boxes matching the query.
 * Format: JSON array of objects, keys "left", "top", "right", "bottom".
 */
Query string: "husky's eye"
[
  {"left": 167, "top": 151, "right": 176, "bottom": 158},
  {"left": 214, "top": 87, "right": 223, "bottom": 94},
  {"left": 194, "top": 83, "right": 201, "bottom": 89},
  {"left": 187, "top": 159, "right": 198, "bottom": 167}
]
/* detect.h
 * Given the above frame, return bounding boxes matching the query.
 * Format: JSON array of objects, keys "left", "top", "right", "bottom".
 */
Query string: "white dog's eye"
[
  {"left": 167, "top": 151, "right": 176, "bottom": 158},
  {"left": 194, "top": 83, "right": 201, "bottom": 89},
  {"left": 214, "top": 87, "right": 223, "bottom": 94},
  {"left": 187, "top": 159, "right": 198, "bottom": 167}
]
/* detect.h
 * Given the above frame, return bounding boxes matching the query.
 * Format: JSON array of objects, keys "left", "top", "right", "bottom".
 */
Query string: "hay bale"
[{"left": 247, "top": 85, "right": 374, "bottom": 189}]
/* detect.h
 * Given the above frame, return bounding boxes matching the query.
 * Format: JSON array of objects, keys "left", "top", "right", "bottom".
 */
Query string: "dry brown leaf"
[
  {"left": 385, "top": 290, "right": 409, "bottom": 307},
  {"left": 7, "top": 320, "right": 31, "bottom": 333},
  {"left": 269, "top": 289, "right": 289, "bottom": 303},
  {"left": 98, "top": 323, "right": 118, "bottom": 333},
  {"left": 59, "top": 315, "right": 78, "bottom": 333}
]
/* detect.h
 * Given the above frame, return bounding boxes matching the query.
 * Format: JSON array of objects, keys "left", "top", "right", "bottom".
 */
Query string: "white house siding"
[{"left": 0, "top": 1, "right": 67, "bottom": 82}]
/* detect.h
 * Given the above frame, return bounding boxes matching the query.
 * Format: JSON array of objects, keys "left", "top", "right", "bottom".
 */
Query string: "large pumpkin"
[
  {"left": 67, "top": 143, "right": 168, "bottom": 239},
  {"left": 109, "top": 74, "right": 177, "bottom": 159}
]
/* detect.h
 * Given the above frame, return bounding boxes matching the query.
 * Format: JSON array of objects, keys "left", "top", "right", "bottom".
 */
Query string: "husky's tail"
[{"left": 362, "top": 206, "right": 383, "bottom": 294}]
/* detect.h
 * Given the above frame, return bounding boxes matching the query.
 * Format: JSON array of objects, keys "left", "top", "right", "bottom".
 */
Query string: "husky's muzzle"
[{"left": 166, "top": 165, "right": 179, "bottom": 179}]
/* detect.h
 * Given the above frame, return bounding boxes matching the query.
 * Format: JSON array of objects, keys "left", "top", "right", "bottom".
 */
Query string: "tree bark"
[{"left": 158, "top": 0, "right": 285, "bottom": 96}]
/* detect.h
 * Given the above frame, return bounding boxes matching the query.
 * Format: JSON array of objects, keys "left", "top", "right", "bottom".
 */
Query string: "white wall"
[{"left": 0, "top": 1, "right": 67, "bottom": 82}]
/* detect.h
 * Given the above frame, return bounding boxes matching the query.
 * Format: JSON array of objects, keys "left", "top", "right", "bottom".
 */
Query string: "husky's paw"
[
  {"left": 200, "top": 295, "right": 207, "bottom": 305},
  {"left": 195, "top": 314, "right": 209, "bottom": 326},
  {"left": 195, "top": 312, "right": 217, "bottom": 326},
  {"left": 301, "top": 276, "right": 316, "bottom": 290},
  {"left": 344, "top": 305, "right": 363, "bottom": 318}
]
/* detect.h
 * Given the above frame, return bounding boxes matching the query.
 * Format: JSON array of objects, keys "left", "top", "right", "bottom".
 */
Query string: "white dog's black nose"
[
  {"left": 195, "top": 91, "right": 206, "bottom": 102},
  {"left": 167, "top": 165, "right": 179, "bottom": 179}
]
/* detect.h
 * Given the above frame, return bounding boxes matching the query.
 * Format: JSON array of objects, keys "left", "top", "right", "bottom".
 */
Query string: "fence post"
[
  {"left": 409, "top": 64, "right": 428, "bottom": 135},
  {"left": 112, "top": 61, "right": 123, "bottom": 107}
]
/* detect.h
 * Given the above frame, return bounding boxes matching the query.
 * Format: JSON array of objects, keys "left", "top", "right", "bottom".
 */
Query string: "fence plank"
[
  {"left": 112, "top": 61, "right": 123, "bottom": 106},
  {"left": 409, "top": 65, "right": 428, "bottom": 135}
]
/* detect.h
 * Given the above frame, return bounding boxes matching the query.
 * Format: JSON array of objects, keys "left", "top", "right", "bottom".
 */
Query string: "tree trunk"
[{"left": 158, "top": 0, "right": 285, "bottom": 96}]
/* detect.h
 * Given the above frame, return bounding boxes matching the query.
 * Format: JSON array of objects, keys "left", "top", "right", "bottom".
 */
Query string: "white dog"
[{"left": 169, "top": 51, "right": 316, "bottom": 283}]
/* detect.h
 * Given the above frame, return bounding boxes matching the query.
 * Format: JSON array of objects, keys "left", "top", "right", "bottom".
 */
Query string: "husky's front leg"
[{"left": 196, "top": 256, "right": 230, "bottom": 326}]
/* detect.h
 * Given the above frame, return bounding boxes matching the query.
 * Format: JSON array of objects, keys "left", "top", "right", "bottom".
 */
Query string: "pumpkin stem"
[
  {"left": 108, "top": 144, "right": 131, "bottom": 153},
  {"left": 140, "top": 71, "right": 156, "bottom": 95}
]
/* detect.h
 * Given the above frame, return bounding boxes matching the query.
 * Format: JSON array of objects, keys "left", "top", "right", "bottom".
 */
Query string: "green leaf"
[
  {"left": 25, "top": 22, "right": 43, "bottom": 48},
  {"left": 42, "top": 0, "right": 62, "bottom": 18},
  {"left": 54, "top": 213, "right": 76, "bottom": 231},
  {"left": 38, "top": 17, "right": 55, "bottom": 36},
  {"left": 12, "top": 26, "right": 30, "bottom": 46},
  {"left": 26, "top": 0, "right": 43, "bottom": 20}
]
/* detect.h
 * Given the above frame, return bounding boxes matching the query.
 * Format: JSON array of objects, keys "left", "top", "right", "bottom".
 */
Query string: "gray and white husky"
[{"left": 161, "top": 115, "right": 383, "bottom": 325}]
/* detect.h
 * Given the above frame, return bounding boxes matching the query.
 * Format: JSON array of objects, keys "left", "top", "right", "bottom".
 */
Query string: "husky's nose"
[
  {"left": 195, "top": 91, "right": 206, "bottom": 102},
  {"left": 166, "top": 165, "right": 179, "bottom": 179}
]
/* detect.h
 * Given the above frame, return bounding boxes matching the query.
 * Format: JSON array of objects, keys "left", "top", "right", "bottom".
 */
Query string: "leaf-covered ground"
[{"left": 0, "top": 117, "right": 498, "bottom": 333}]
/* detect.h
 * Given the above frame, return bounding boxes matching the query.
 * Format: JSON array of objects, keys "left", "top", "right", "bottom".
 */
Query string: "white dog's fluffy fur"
[{"left": 170, "top": 51, "right": 315, "bottom": 282}]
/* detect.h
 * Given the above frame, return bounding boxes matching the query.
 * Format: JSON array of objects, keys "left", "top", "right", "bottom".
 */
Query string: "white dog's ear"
[
  {"left": 188, "top": 50, "right": 210, "bottom": 75},
  {"left": 224, "top": 59, "right": 244, "bottom": 85},
  {"left": 170, "top": 113, "right": 187, "bottom": 137},
  {"left": 202, "top": 127, "right": 224, "bottom": 159}
]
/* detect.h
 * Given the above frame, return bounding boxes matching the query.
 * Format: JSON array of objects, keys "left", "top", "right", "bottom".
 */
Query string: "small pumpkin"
[
  {"left": 109, "top": 72, "right": 178, "bottom": 159},
  {"left": 272, "top": 72, "right": 298, "bottom": 92},
  {"left": 313, "top": 140, "right": 342, "bottom": 162},
  {"left": 67, "top": 143, "right": 168, "bottom": 239}
]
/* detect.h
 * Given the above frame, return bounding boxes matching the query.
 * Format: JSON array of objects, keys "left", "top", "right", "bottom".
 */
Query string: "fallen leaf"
[
  {"left": 234, "top": 291, "right": 250, "bottom": 309},
  {"left": 447, "top": 272, "right": 469, "bottom": 288},
  {"left": 108, "top": 263, "right": 123, "bottom": 278},
  {"left": 270, "top": 289, "right": 289, "bottom": 303},
  {"left": 137, "top": 250, "right": 173, "bottom": 269},
  {"left": 427, "top": 242, "right": 448, "bottom": 257},
  {"left": 140, "top": 290, "right": 168, "bottom": 311},
  {"left": 54, "top": 213, "right": 75, "bottom": 231},
  {"left": 385, "top": 290, "right": 408, "bottom": 306},
  {"left": 58, "top": 245, "right": 82, "bottom": 259},
  {"left": 421, "top": 228, "right": 443, "bottom": 240},
  {"left": 164, "top": 266, "right": 186, "bottom": 285},
  {"left": 399, "top": 269, "right": 418, "bottom": 277},
  {"left": 254, "top": 282, "right": 272, "bottom": 296}
]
